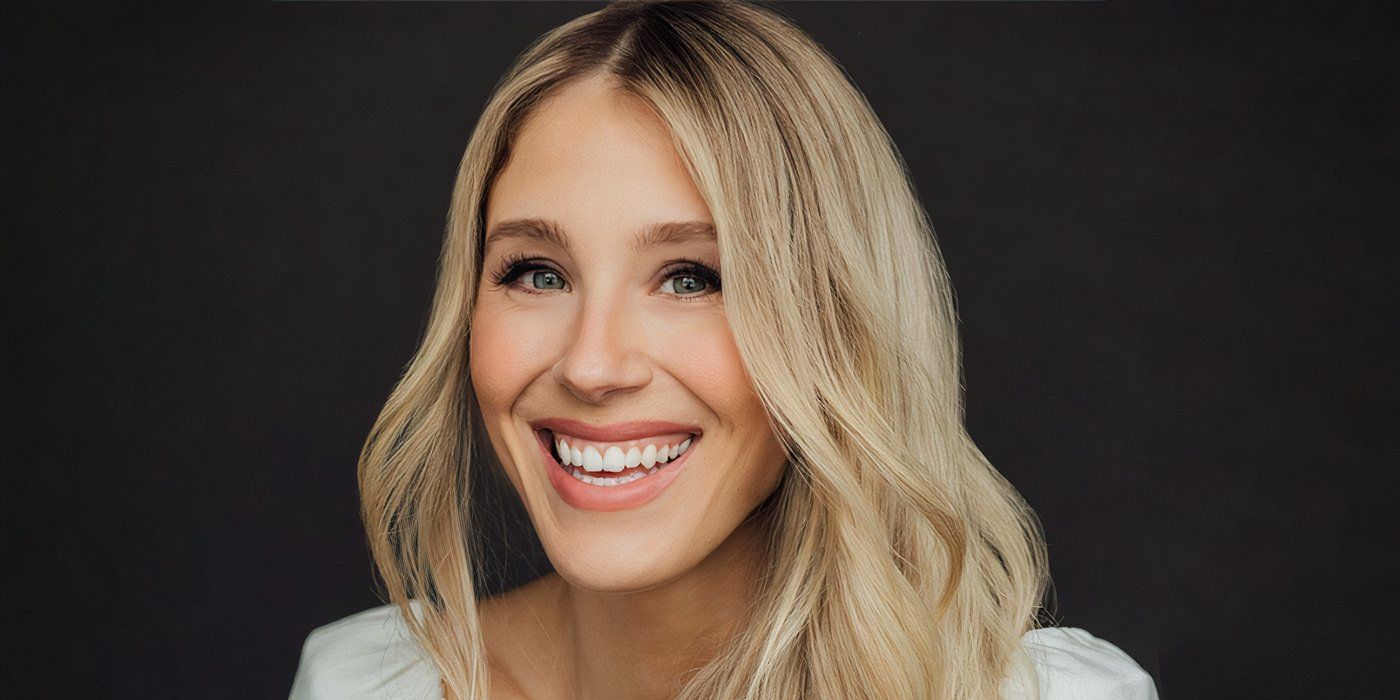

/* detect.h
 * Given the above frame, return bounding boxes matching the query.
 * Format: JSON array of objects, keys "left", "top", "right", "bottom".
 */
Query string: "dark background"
[{"left": 3, "top": 1, "right": 1395, "bottom": 697}]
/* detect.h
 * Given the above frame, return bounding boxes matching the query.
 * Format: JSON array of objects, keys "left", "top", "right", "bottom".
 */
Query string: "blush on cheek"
[
  {"left": 471, "top": 303, "right": 562, "bottom": 379},
  {"left": 468, "top": 312, "right": 534, "bottom": 406},
  {"left": 467, "top": 337, "right": 518, "bottom": 485}
]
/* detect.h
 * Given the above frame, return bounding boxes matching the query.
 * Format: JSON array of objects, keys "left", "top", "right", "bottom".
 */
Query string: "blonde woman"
[{"left": 289, "top": 1, "right": 1156, "bottom": 698}]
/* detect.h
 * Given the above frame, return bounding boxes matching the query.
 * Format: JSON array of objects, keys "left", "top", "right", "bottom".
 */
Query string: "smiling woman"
[
  {"left": 289, "top": 1, "right": 1154, "bottom": 699},
  {"left": 469, "top": 76, "right": 788, "bottom": 569}
]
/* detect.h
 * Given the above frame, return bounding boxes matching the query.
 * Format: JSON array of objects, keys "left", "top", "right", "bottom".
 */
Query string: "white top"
[{"left": 289, "top": 601, "right": 1157, "bottom": 699}]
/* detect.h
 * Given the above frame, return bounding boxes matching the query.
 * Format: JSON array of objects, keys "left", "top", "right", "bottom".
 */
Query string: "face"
[{"left": 469, "top": 75, "right": 788, "bottom": 592}]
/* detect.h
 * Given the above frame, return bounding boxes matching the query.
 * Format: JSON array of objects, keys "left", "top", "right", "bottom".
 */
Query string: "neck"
[{"left": 562, "top": 515, "right": 770, "bottom": 700}]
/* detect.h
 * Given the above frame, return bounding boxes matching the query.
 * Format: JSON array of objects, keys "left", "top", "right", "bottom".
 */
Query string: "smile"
[
  {"left": 531, "top": 423, "right": 702, "bottom": 512},
  {"left": 547, "top": 430, "right": 694, "bottom": 485}
]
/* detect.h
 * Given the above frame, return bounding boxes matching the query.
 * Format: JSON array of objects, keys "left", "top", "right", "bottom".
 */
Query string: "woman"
[{"left": 290, "top": 1, "right": 1156, "bottom": 698}]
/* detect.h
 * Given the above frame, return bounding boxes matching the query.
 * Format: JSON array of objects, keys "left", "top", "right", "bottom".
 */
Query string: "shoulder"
[
  {"left": 1004, "top": 627, "right": 1158, "bottom": 700},
  {"left": 288, "top": 600, "right": 442, "bottom": 700}
]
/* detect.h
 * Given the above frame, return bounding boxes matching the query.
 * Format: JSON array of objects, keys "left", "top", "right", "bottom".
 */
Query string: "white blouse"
[{"left": 289, "top": 601, "right": 1157, "bottom": 699}]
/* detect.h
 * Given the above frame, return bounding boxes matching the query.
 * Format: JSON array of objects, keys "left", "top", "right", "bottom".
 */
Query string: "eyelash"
[{"left": 488, "top": 252, "right": 723, "bottom": 302}]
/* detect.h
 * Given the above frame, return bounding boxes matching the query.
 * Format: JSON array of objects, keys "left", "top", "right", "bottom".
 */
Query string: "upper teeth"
[{"left": 552, "top": 433, "right": 694, "bottom": 473}]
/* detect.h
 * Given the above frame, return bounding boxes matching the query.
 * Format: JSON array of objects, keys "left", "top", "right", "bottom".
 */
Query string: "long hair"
[{"left": 358, "top": 1, "right": 1049, "bottom": 697}]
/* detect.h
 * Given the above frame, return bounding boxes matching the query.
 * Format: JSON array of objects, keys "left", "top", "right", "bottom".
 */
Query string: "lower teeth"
[{"left": 570, "top": 467, "right": 658, "bottom": 487}]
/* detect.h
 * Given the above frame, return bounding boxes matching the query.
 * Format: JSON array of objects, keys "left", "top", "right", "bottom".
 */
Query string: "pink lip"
[
  {"left": 529, "top": 417, "right": 702, "bottom": 442},
  {"left": 534, "top": 426, "right": 698, "bottom": 512}
]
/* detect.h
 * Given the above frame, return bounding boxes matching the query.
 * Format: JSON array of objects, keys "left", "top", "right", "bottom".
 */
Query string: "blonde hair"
[{"left": 358, "top": 1, "right": 1049, "bottom": 697}]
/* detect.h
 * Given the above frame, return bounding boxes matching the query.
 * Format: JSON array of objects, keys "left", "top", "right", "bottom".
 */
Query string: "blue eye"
[
  {"left": 488, "top": 254, "right": 564, "bottom": 292},
  {"left": 524, "top": 268, "right": 566, "bottom": 291},
  {"left": 488, "top": 254, "right": 722, "bottom": 302},
  {"left": 657, "top": 263, "right": 722, "bottom": 299}
]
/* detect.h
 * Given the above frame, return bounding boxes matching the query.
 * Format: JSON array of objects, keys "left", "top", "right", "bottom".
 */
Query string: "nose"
[{"left": 552, "top": 292, "right": 653, "bottom": 404}]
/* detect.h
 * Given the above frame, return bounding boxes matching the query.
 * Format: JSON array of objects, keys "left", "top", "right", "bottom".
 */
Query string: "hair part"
[{"left": 358, "top": 1, "right": 1049, "bottom": 697}]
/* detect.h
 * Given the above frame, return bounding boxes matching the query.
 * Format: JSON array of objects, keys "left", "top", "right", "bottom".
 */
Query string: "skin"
[{"left": 464, "top": 74, "right": 790, "bottom": 699}]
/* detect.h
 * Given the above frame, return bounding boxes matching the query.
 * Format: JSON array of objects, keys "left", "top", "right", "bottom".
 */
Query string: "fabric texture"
[{"left": 289, "top": 601, "right": 1157, "bottom": 699}]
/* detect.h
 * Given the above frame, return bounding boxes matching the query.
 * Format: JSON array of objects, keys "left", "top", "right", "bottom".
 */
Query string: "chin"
[{"left": 542, "top": 535, "right": 695, "bottom": 593}]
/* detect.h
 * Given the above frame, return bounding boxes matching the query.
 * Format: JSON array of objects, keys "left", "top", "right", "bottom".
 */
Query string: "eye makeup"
[{"left": 487, "top": 252, "right": 722, "bottom": 302}]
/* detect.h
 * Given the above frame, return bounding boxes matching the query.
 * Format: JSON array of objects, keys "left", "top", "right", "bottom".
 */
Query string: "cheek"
[
  {"left": 469, "top": 303, "right": 548, "bottom": 491},
  {"left": 468, "top": 301, "right": 548, "bottom": 410},
  {"left": 672, "top": 313, "right": 785, "bottom": 483},
  {"left": 679, "top": 314, "right": 765, "bottom": 432},
  {"left": 662, "top": 313, "right": 747, "bottom": 411}
]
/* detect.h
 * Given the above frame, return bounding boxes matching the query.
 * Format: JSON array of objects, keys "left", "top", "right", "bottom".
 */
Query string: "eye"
[
  {"left": 487, "top": 254, "right": 722, "bottom": 302},
  {"left": 521, "top": 268, "right": 566, "bottom": 291},
  {"left": 489, "top": 254, "right": 569, "bottom": 294},
  {"left": 657, "top": 262, "right": 722, "bottom": 302}
]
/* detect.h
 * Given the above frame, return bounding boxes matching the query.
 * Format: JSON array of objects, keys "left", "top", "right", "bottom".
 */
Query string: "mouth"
[
  {"left": 531, "top": 424, "right": 702, "bottom": 512},
  {"left": 534, "top": 427, "right": 700, "bottom": 488}
]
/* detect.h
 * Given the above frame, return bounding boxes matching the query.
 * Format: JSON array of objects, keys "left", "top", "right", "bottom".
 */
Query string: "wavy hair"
[{"left": 358, "top": 1, "right": 1049, "bottom": 697}]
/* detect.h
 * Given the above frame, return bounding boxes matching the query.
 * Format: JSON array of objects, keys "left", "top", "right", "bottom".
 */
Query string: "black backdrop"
[{"left": 3, "top": 2, "right": 1395, "bottom": 697}]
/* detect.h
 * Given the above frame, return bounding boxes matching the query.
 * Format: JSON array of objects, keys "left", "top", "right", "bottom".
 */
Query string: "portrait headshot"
[
  {"left": 3, "top": 1, "right": 1392, "bottom": 699},
  {"left": 288, "top": 1, "right": 1156, "bottom": 697}
]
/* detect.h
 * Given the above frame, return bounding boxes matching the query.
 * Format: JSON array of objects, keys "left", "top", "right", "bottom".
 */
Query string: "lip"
[
  {"left": 529, "top": 417, "right": 703, "bottom": 442},
  {"left": 534, "top": 426, "right": 699, "bottom": 512}
]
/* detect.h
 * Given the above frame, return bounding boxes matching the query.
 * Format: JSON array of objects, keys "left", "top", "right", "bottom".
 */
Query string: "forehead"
[{"left": 483, "top": 76, "right": 713, "bottom": 250}]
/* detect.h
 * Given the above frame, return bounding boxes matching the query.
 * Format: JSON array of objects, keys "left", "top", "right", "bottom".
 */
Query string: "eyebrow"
[{"left": 484, "top": 218, "right": 717, "bottom": 255}]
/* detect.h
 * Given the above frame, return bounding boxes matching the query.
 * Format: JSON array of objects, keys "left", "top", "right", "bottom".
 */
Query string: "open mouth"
[{"left": 534, "top": 428, "right": 699, "bottom": 487}]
